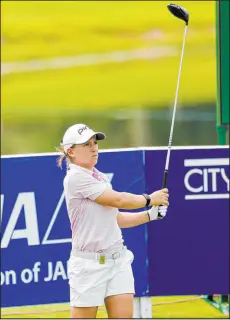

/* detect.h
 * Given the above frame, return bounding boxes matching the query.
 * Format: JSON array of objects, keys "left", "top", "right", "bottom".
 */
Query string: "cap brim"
[
  {"left": 63, "top": 132, "right": 106, "bottom": 146},
  {"left": 95, "top": 132, "right": 106, "bottom": 141},
  {"left": 77, "top": 132, "right": 106, "bottom": 144}
]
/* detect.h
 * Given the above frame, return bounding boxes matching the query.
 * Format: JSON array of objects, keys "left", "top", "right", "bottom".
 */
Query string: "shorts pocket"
[
  {"left": 127, "top": 250, "right": 134, "bottom": 263},
  {"left": 68, "top": 256, "right": 88, "bottom": 280}
]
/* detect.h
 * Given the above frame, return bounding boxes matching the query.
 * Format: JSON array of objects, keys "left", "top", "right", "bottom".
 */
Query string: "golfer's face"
[{"left": 71, "top": 136, "right": 99, "bottom": 168}]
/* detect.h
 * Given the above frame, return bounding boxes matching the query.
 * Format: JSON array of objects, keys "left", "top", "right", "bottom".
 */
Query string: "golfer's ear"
[
  {"left": 66, "top": 148, "right": 74, "bottom": 157},
  {"left": 95, "top": 189, "right": 123, "bottom": 208}
]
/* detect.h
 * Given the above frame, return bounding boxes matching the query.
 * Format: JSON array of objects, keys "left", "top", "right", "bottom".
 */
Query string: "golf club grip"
[
  {"left": 162, "top": 170, "right": 168, "bottom": 188},
  {"left": 158, "top": 170, "right": 168, "bottom": 216}
]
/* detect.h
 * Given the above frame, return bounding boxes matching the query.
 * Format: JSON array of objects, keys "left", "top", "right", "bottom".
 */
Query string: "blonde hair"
[
  {"left": 56, "top": 144, "right": 77, "bottom": 169},
  {"left": 56, "top": 146, "right": 68, "bottom": 169}
]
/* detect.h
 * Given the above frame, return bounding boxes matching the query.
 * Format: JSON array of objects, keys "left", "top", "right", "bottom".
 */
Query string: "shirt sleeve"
[{"left": 68, "top": 171, "right": 107, "bottom": 201}]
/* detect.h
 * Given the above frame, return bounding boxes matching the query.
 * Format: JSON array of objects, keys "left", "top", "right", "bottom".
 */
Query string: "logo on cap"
[{"left": 78, "top": 125, "right": 89, "bottom": 135}]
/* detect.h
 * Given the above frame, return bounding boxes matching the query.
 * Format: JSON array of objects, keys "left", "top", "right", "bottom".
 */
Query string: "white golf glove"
[{"left": 147, "top": 205, "right": 168, "bottom": 221}]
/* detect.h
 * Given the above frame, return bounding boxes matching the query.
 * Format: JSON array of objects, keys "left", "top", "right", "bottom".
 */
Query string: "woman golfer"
[{"left": 57, "top": 123, "right": 169, "bottom": 319}]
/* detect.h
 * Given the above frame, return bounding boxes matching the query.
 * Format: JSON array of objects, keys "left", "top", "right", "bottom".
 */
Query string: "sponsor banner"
[
  {"left": 1, "top": 150, "right": 148, "bottom": 307},
  {"left": 1, "top": 147, "right": 229, "bottom": 307},
  {"left": 145, "top": 147, "right": 229, "bottom": 296}
]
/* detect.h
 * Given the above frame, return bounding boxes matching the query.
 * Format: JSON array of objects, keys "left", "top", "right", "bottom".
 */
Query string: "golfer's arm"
[
  {"left": 117, "top": 211, "right": 149, "bottom": 228},
  {"left": 95, "top": 189, "right": 146, "bottom": 209}
]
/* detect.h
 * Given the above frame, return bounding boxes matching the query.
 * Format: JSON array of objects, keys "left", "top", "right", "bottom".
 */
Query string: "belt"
[{"left": 71, "top": 246, "right": 127, "bottom": 264}]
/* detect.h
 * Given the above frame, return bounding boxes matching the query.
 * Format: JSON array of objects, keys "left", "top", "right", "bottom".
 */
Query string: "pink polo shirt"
[{"left": 63, "top": 164, "right": 123, "bottom": 253}]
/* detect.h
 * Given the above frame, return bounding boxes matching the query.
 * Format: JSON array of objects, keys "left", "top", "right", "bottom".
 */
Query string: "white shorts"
[{"left": 67, "top": 248, "right": 135, "bottom": 307}]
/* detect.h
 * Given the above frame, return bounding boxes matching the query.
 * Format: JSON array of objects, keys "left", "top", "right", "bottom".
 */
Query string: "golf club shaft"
[{"left": 162, "top": 24, "right": 188, "bottom": 188}]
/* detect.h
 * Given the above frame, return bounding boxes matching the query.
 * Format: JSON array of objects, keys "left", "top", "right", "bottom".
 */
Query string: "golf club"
[
  {"left": 162, "top": 3, "right": 189, "bottom": 189},
  {"left": 158, "top": 4, "right": 189, "bottom": 218},
  {"left": 167, "top": 3, "right": 189, "bottom": 25}
]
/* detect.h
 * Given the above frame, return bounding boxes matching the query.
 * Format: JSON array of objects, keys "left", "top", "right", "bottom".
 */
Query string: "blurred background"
[{"left": 1, "top": 0, "right": 219, "bottom": 155}]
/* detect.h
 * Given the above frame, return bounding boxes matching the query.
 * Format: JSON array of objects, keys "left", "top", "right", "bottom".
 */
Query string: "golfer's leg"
[
  {"left": 70, "top": 306, "right": 98, "bottom": 319},
  {"left": 69, "top": 277, "right": 106, "bottom": 318},
  {"left": 105, "top": 250, "right": 135, "bottom": 318},
  {"left": 105, "top": 293, "right": 134, "bottom": 318},
  {"left": 68, "top": 255, "right": 106, "bottom": 318}
]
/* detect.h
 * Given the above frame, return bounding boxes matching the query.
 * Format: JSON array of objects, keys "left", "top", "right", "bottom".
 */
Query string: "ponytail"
[{"left": 56, "top": 146, "right": 67, "bottom": 169}]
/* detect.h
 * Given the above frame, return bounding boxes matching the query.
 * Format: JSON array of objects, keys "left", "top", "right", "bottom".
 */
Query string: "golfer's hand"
[
  {"left": 149, "top": 188, "right": 169, "bottom": 206},
  {"left": 157, "top": 205, "right": 168, "bottom": 219},
  {"left": 148, "top": 205, "right": 168, "bottom": 221}
]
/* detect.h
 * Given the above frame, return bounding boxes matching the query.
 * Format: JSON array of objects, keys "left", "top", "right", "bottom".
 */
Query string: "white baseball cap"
[{"left": 61, "top": 124, "right": 106, "bottom": 152}]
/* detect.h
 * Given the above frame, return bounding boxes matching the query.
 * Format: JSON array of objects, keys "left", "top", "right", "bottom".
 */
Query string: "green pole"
[
  {"left": 216, "top": 0, "right": 227, "bottom": 145},
  {"left": 216, "top": 125, "right": 227, "bottom": 145}
]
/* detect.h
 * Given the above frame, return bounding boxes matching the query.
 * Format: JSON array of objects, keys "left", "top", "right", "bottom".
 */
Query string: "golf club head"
[{"left": 167, "top": 4, "right": 189, "bottom": 25}]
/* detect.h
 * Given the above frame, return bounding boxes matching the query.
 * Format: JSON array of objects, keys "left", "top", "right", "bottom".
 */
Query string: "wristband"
[{"left": 142, "top": 194, "right": 151, "bottom": 207}]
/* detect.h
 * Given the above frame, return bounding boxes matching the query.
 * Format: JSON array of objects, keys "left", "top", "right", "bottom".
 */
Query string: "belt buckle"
[
  {"left": 99, "top": 255, "right": 105, "bottom": 264},
  {"left": 112, "top": 251, "right": 120, "bottom": 260}
]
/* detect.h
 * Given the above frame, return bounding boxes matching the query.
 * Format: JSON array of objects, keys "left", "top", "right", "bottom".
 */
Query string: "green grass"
[
  {"left": 1, "top": 0, "right": 216, "bottom": 121},
  {"left": 1, "top": 296, "right": 228, "bottom": 318},
  {"left": 1, "top": 1, "right": 215, "bottom": 61},
  {"left": 2, "top": 50, "right": 216, "bottom": 121}
]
